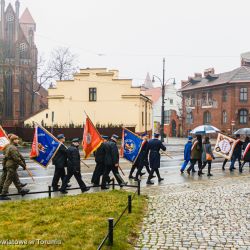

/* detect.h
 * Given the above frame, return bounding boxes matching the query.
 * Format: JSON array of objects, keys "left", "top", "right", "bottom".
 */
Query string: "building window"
[
  {"left": 239, "top": 109, "right": 248, "bottom": 124},
  {"left": 203, "top": 111, "right": 211, "bottom": 124},
  {"left": 164, "top": 110, "right": 171, "bottom": 124},
  {"left": 222, "top": 90, "right": 227, "bottom": 102},
  {"left": 191, "top": 94, "right": 195, "bottom": 106},
  {"left": 170, "top": 99, "right": 173, "bottom": 105},
  {"left": 142, "top": 111, "right": 144, "bottom": 126},
  {"left": 222, "top": 110, "right": 227, "bottom": 124},
  {"left": 186, "top": 111, "right": 193, "bottom": 124},
  {"left": 89, "top": 88, "right": 97, "bottom": 101},
  {"left": 46, "top": 113, "right": 48, "bottom": 119},
  {"left": 240, "top": 88, "right": 247, "bottom": 101}
]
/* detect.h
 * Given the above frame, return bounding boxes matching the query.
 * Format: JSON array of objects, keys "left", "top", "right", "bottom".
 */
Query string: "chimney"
[
  {"left": 194, "top": 73, "right": 202, "bottom": 78},
  {"left": 241, "top": 52, "right": 250, "bottom": 67},
  {"left": 204, "top": 68, "right": 215, "bottom": 77}
]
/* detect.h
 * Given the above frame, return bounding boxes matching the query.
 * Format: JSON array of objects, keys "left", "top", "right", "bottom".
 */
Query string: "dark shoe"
[
  {"left": 187, "top": 170, "right": 191, "bottom": 175},
  {"left": 140, "top": 172, "right": 146, "bottom": 176},
  {"left": 207, "top": 173, "right": 213, "bottom": 177},
  {"left": 232, "top": 167, "right": 236, "bottom": 170},
  {"left": 81, "top": 187, "right": 90, "bottom": 193},
  {"left": 180, "top": 170, "right": 184, "bottom": 174},
  {"left": 151, "top": 175, "right": 156, "bottom": 178},
  {"left": 0, "top": 195, "right": 11, "bottom": 200},
  {"left": 101, "top": 186, "right": 109, "bottom": 190},
  {"left": 119, "top": 182, "right": 128, "bottom": 187},
  {"left": 66, "top": 184, "right": 72, "bottom": 188},
  {"left": 192, "top": 170, "right": 196, "bottom": 173},
  {"left": 222, "top": 166, "right": 225, "bottom": 171},
  {"left": 134, "top": 178, "right": 139, "bottom": 181},
  {"left": 20, "top": 183, "right": 27, "bottom": 188},
  {"left": 128, "top": 175, "right": 135, "bottom": 179},
  {"left": 158, "top": 178, "right": 164, "bottom": 182},
  {"left": 229, "top": 168, "right": 234, "bottom": 172},
  {"left": 198, "top": 171, "right": 201, "bottom": 176},
  {"left": 19, "top": 188, "right": 30, "bottom": 196},
  {"left": 146, "top": 180, "right": 154, "bottom": 185},
  {"left": 239, "top": 167, "right": 243, "bottom": 173},
  {"left": 60, "top": 190, "right": 68, "bottom": 194}
]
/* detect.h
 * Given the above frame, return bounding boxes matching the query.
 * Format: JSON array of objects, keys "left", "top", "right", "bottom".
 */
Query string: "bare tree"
[{"left": 48, "top": 47, "right": 78, "bottom": 81}]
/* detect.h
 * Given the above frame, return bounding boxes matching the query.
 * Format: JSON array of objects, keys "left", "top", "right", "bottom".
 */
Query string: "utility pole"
[{"left": 161, "top": 58, "right": 165, "bottom": 142}]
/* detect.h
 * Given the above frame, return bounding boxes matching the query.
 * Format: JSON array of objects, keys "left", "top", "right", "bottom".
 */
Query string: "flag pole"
[
  {"left": 118, "top": 165, "right": 125, "bottom": 176},
  {"left": 25, "top": 166, "right": 35, "bottom": 182}
]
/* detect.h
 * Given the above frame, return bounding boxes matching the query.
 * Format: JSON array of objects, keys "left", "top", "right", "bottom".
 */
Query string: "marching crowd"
[
  {"left": 0, "top": 132, "right": 166, "bottom": 200},
  {"left": 180, "top": 134, "right": 250, "bottom": 176}
]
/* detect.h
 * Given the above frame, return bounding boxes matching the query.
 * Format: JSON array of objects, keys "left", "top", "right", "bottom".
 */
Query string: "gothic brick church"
[{"left": 0, "top": 0, "right": 47, "bottom": 126}]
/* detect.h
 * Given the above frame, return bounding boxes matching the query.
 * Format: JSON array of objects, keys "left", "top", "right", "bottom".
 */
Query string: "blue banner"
[
  {"left": 122, "top": 128, "right": 143, "bottom": 163},
  {"left": 31, "top": 125, "right": 61, "bottom": 168}
]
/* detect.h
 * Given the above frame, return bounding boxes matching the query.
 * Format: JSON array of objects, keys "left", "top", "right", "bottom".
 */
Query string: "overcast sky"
[{"left": 7, "top": 0, "right": 250, "bottom": 87}]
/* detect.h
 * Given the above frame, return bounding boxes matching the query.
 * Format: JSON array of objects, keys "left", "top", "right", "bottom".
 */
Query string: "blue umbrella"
[{"left": 190, "top": 125, "right": 220, "bottom": 135}]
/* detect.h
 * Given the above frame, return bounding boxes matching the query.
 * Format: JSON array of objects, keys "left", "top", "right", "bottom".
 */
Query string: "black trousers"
[
  {"left": 135, "top": 160, "right": 150, "bottom": 178},
  {"left": 102, "top": 165, "right": 125, "bottom": 187},
  {"left": 148, "top": 168, "right": 161, "bottom": 180},
  {"left": 187, "top": 159, "right": 202, "bottom": 172},
  {"left": 202, "top": 161, "right": 212, "bottom": 174},
  {"left": 52, "top": 166, "right": 66, "bottom": 188},
  {"left": 91, "top": 162, "right": 104, "bottom": 185},
  {"left": 61, "top": 167, "right": 86, "bottom": 191},
  {"left": 129, "top": 163, "right": 137, "bottom": 177}
]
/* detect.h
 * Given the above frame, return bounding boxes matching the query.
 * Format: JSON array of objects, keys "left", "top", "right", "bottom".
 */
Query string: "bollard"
[
  {"left": 112, "top": 178, "right": 115, "bottom": 190},
  {"left": 137, "top": 180, "right": 141, "bottom": 196},
  {"left": 48, "top": 186, "right": 52, "bottom": 198},
  {"left": 108, "top": 218, "right": 114, "bottom": 245},
  {"left": 128, "top": 195, "right": 132, "bottom": 213}
]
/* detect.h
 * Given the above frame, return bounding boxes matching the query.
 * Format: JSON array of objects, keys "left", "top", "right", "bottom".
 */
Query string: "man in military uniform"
[
  {"left": 146, "top": 133, "right": 166, "bottom": 185},
  {"left": 51, "top": 134, "right": 69, "bottom": 191},
  {"left": 60, "top": 138, "right": 90, "bottom": 194},
  {"left": 134, "top": 133, "right": 151, "bottom": 181},
  {"left": 0, "top": 135, "right": 29, "bottom": 200},
  {"left": 0, "top": 134, "right": 27, "bottom": 195},
  {"left": 101, "top": 134, "right": 127, "bottom": 189},
  {"left": 91, "top": 135, "right": 108, "bottom": 186}
]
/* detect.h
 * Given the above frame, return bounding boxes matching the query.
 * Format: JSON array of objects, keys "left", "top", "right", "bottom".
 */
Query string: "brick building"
[
  {"left": 0, "top": 0, "right": 47, "bottom": 126},
  {"left": 180, "top": 52, "right": 250, "bottom": 136}
]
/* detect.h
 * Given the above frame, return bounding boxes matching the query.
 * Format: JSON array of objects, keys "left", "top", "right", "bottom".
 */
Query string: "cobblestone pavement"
[{"left": 136, "top": 172, "right": 250, "bottom": 250}]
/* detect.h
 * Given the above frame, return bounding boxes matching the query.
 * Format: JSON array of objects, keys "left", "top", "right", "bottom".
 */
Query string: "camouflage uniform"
[{"left": 0, "top": 143, "right": 26, "bottom": 195}]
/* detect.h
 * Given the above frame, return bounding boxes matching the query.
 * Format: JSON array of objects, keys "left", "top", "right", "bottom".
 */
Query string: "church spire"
[
  {"left": 1, "top": 0, "right": 5, "bottom": 39},
  {"left": 15, "top": 0, "right": 20, "bottom": 41}
]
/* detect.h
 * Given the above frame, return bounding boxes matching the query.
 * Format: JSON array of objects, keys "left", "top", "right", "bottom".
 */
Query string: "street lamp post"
[{"left": 152, "top": 58, "right": 175, "bottom": 142}]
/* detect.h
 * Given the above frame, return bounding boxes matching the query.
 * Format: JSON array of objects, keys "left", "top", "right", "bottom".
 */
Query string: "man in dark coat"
[
  {"left": 101, "top": 134, "right": 127, "bottom": 189},
  {"left": 230, "top": 134, "right": 243, "bottom": 171},
  {"left": 146, "top": 133, "right": 166, "bottom": 185},
  {"left": 240, "top": 136, "right": 250, "bottom": 172},
  {"left": 60, "top": 138, "right": 90, "bottom": 194},
  {"left": 91, "top": 135, "right": 108, "bottom": 186},
  {"left": 51, "top": 134, "right": 69, "bottom": 191},
  {"left": 134, "top": 133, "right": 151, "bottom": 181}
]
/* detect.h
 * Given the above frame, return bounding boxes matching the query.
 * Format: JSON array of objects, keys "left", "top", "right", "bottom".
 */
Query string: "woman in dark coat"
[{"left": 200, "top": 137, "right": 215, "bottom": 177}]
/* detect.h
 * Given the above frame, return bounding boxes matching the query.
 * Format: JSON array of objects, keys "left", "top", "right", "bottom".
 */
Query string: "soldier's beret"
[
  {"left": 188, "top": 136, "right": 193, "bottom": 140},
  {"left": 72, "top": 138, "right": 80, "bottom": 143},
  {"left": 154, "top": 133, "right": 160, "bottom": 138},
  {"left": 101, "top": 135, "right": 109, "bottom": 139},
  {"left": 57, "top": 134, "right": 65, "bottom": 139},
  {"left": 111, "top": 134, "right": 119, "bottom": 140},
  {"left": 141, "top": 132, "right": 148, "bottom": 137}
]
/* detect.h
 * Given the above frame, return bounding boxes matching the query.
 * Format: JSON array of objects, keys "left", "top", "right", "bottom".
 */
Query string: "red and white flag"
[
  {"left": 30, "top": 124, "right": 39, "bottom": 158},
  {"left": 0, "top": 126, "right": 9, "bottom": 151}
]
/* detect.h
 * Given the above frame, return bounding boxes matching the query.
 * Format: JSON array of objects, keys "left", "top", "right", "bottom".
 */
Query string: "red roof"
[
  {"left": 20, "top": 8, "right": 35, "bottom": 24},
  {"left": 144, "top": 87, "right": 161, "bottom": 103}
]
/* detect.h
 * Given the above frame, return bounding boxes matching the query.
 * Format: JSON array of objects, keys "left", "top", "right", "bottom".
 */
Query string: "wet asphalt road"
[{"left": 0, "top": 140, "right": 246, "bottom": 201}]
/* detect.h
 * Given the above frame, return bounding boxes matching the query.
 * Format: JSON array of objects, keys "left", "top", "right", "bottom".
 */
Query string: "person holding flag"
[
  {"left": 51, "top": 134, "right": 70, "bottom": 191},
  {"left": 0, "top": 135, "right": 30, "bottom": 200},
  {"left": 60, "top": 138, "right": 90, "bottom": 194},
  {"left": 134, "top": 133, "right": 151, "bottom": 181}
]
